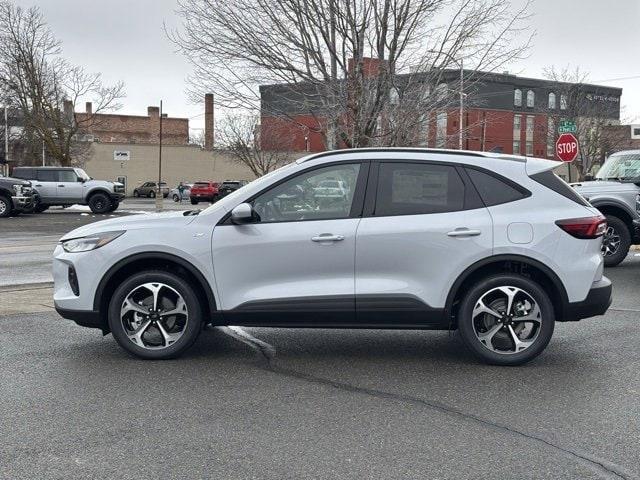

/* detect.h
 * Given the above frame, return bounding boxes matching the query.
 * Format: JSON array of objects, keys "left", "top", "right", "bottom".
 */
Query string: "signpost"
[
  {"left": 558, "top": 120, "right": 577, "bottom": 134},
  {"left": 556, "top": 133, "right": 579, "bottom": 163}
]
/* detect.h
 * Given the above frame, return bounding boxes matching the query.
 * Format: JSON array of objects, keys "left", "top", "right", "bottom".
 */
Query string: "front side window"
[
  {"left": 375, "top": 163, "right": 464, "bottom": 216},
  {"left": 514, "top": 89, "right": 522, "bottom": 106},
  {"left": 58, "top": 170, "right": 78, "bottom": 183},
  {"left": 526, "top": 90, "right": 535, "bottom": 107},
  {"left": 252, "top": 163, "right": 361, "bottom": 223}
]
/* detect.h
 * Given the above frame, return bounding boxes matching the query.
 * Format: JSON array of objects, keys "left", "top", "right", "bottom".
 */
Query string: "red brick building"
[{"left": 260, "top": 67, "right": 622, "bottom": 158}]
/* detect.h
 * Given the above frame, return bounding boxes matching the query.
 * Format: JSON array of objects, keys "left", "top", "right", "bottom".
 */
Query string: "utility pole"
[
  {"left": 3, "top": 107, "right": 8, "bottom": 176},
  {"left": 459, "top": 59, "right": 464, "bottom": 150},
  {"left": 156, "top": 100, "right": 164, "bottom": 212},
  {"left": 42, "top": 139, "right": 45, "bottom": 166}
]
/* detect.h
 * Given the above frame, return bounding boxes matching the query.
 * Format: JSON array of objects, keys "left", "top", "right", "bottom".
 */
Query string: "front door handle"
[
  {"left": 58, "top": 185, "right": 65, "bottom": 187},
  {"left": 311, "top": 233, "right": 345, "bottom": 242},
  {"left": 447, "top": 228, "right": 481, "bottom": 237},
  {"left": 35, "top": 184, "right": 42, "bottom": 187}
]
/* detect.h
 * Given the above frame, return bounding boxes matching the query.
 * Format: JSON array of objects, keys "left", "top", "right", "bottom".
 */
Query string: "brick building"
[{"left": 259, "top": 66, "right": 622, "bottom": 158}]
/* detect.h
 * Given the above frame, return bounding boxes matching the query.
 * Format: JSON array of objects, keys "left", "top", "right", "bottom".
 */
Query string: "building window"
[
  {"left": 560, "top": 94, "right": 567, "bottom": 110},
  {"left": 514, "top": 114, "right": 522, "bottom": 131},
  {"left": 547, "top": 117, "right": 555, "bottom": 157},
  {"left": 389, "top": 87, "right": 400, "bottom": 105},
  {"left": 436, "top": 112, "right": 447, "bottom": 147},
  {"left": 526, "top": 90, "right": 535, "bottom": 108},
  {"left": 548, "top": 92, "right": 556, "bottom": 109},
  {"left": 513, "top": 140, "right": 521, "bottom": 155},
  {"left": 526, "top": 141, "right": 533, "bottom": 156},
  {"left": 436, "top": 83, "right": 448, "bottom": 102},
  {"left": 514, "top": 89, "right": 522, "bottom": 107},
  {"left": 526, "top": 116, "right": 534, "bottom": 142}
]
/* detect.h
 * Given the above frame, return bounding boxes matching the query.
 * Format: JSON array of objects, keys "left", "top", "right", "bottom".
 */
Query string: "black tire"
[
  {"left": 34, "top": 204, "right": 49, "bottom": 213},
  {"left": 108, "top": 270, "right": 203, "bottom": 360},
  {"left": 210, "top": 194, "right": 219, "bottom": 203},
  {"left": 88, "top": 192, "right": 111, "bottom": 214},
  {"left": 149, "top": 190, "right": 156, "bottom": 198},
  {"left": 133, "top": 190, "right": 139, "bottom": 198},
  {"left": 0, "top": 195, "right": 12, "bottom": 218},
  {"left": 173, "top": 194, "right": 180, "bottom": 202},
  {"left": 602, "top": 215, "right": 631, "bottom": 267},
  {"left": 457, "top": 275, "right": 555, "bottom": 366},
  {"left": 190, "top": 198, "right": 198, "bottom": 205},
  {"left": 107, "top": 201, "right": 119, "bottom": 213}
]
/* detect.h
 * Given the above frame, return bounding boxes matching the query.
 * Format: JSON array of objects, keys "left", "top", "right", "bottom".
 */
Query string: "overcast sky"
[{"left": 15, "top": 0, "right": 640, "bottom": 131}]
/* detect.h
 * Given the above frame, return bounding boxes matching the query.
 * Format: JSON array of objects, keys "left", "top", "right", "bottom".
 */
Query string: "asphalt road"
[{"left": 1, "top": 209, "right": 640, "bottom": 479}]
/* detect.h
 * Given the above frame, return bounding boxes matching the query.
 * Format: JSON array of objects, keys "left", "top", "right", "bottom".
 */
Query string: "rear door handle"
[
  {"left": 58, "top": 185, "right": 65, "bottom": 187},
  {"left": 447, "top": 228, "right": 481, "bottom": 237},
  {"left": 311, "top": 234, "right": 345, "bottom": 242}
]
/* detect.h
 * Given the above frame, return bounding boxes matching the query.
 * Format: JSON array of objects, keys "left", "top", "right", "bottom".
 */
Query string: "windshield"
[
  {"left": 201, "top": 162, "right": 296, "bottom": 214},
  {"left": 74, "top": 168, "right": 91, "bottom": 181},
  {"left": 596, "top": 153, "right": 640, "bottom": 181}
]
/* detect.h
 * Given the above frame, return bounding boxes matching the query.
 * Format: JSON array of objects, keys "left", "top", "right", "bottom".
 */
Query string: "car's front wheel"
[
  {"left": 457, "top": 275, "right": 555, "bottom": 366},
  {"left": 0, "top": 195, "right": 12, "bottom": 217},
  {"left": 173, "top": 194, "right": 180, "bottom": 202},
  {"left": 108, "top": 271, "right": 203, "bottom": 359},
  {"left": 149, "top": 190, "right": 156, "bottom": 198},
  {"left": 88, "top": 192, "right": 111, "bottom": 214},
  {"left": 601, "top": 215, "right": 630, "bottom": 267}
]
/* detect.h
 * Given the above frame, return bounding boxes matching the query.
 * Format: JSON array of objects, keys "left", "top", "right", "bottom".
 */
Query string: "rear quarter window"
[
  {"left": 465, "top": 167, "right": 530, "bottom": 206},
  {"left": 12, "top": 168, "right": 35, "bottom": 180},
  {"left": 530, "top": 170, "right": 591, "bottom": 206}
]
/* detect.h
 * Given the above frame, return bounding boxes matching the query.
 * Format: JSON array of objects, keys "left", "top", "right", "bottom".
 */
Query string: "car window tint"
[
  {"left": 12, "top": 169, "right": 34, "bottom": 180},
  {"left": 37, "top": 170, "right": 57, "bottom": 182},
  {"left": 194, "top": 182, "right": 209, "bottom": 187},
  {"left": 58, "top": 170, "right": 78, "bottom": 182},
  {"left": 466, "top": 168, "right": 528, "bottom": 206},
  {"left": 252, "top": 163, "right": 360, "bottom": 223},
  {"left": 375, "top": 163, "right": 464, "bottom": 216}
]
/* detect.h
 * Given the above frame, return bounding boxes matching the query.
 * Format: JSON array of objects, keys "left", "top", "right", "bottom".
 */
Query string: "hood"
[
  {"left": 571, "top": 180, "right": 640, "bottom": 193},
  {"left": 60, "top": 210, "right": 197, "bottom": 241},
  {"left": 0, "top": 176, "right": 30, "bottom": 186}
]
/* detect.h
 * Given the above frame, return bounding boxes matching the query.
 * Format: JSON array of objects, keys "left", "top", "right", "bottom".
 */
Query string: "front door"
[
  {"left": 355, "top": 161, "right": 493, "bottom": 326},
  {"left": 56, "top": 169, "right": 84, "bottom": 203},
  {"left": 211, "top": 162, "right": 367, "bottom": 325}
]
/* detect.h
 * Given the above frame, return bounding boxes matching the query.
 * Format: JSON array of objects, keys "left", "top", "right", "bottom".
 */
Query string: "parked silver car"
[{"left": 168, "top": 183, "right": 193, "bottom": 202}]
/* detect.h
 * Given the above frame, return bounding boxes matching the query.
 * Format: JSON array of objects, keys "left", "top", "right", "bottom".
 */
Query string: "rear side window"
[
  {"left": 466, "top": 167, "right": 530, "bottom": 206},
  {"left": 12, "top": 168, "right": 35, "bottom": 180},
  {"left": 530, "top": 170, "right": 591, "bottom": 206},
  {"left": 375, "top": 162, "right": 465, "bottom": 216},
  {"left": 37, "top": 170, "right": 57, "bottom": 182},
  {"left": 194, "top": 182, "right": 210, "bottom": 187}
]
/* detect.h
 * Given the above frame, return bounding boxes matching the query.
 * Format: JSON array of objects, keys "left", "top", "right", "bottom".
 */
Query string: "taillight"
[{"left": 555, "top": 216, "right": 607, "bottom": 239}]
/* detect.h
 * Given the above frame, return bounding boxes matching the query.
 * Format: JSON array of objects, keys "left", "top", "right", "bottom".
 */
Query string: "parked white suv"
[{"left": 53, "top": 149, "right": 612, "bottom": 365}]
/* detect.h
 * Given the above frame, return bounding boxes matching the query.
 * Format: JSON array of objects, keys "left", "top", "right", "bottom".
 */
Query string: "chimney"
[
  {"left": 148, "top": 106, "right": 160, "bottom": 118},
  {"left": 63, "top": 100, "right": 73, "bottom": 121},
  {"left": 85, "top": 102, "right": 93, "bottom": 115},
  {"left": 204, "top": 93, "right": 214, "bottom": 150}
]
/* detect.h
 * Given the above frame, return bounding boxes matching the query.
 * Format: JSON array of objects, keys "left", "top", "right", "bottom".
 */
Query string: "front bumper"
[
  {"left": 563, "top": 277, "right": 612, "bottom": 321},
  {"left": 633, "top": 219, "right": 640, "bottom": 243},
  {"left": 110, "top": 192, "right": 126, "bottom": 202},
  {"left": 11, "top": 194, "right": 35, "bottom": 212},
  {"left": 55, "top": 303, "right": 103, "bottom": 330}
]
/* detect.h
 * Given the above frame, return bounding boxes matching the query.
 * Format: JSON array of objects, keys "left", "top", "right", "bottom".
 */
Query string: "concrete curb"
[{"left": 0, "top": 282, "right": 54, "bottom": 293}]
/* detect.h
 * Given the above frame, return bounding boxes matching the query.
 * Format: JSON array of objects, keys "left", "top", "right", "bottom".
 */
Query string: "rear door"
[
  {"left": 355, "top": 160, "right": 493, "bottom": 325},
  {"left": 35, "top": 169, "right": 58, "bottom": 203}
]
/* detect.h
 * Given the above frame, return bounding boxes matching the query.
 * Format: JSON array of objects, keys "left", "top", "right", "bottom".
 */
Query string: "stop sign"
[{"left": 556, "top": 133, "right": 579, "bottom": 162}]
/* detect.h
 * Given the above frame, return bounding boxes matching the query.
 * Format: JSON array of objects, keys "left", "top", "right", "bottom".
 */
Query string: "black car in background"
[
  {"left": 218, "top": 180, "right": 249, "bottom": 198},
  {"left": 0, "top": 174, "right": 36, "bottom": 217}
]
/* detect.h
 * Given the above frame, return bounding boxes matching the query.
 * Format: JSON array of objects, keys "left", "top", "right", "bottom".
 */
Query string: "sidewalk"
[{"left": 0, "top": 283, "right": 54, "bottom": 315}]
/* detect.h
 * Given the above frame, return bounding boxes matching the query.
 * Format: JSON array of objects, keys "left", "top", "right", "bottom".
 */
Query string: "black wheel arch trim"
[
  {"left": 93, "top": 252, "right": 217, "bottom": 318},
  {"left": 591, "top": 200, "right": 636, "bottom": 221},
  {"left": 445, "top": 254, "right": 570, "bottom": 322}
]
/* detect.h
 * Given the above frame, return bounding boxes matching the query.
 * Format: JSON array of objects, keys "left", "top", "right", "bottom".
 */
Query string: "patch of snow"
[{"left": 64, "top": 204, "right": 92, "bottom": 212}]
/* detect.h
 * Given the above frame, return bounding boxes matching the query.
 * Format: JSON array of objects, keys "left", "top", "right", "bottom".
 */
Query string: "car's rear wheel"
[
  {"left": 133, "top": 190, "right": 139, "bottom": 198},
  {"left": 88, "top": 192, "right": 111, "bottom": 214},
  {"left": 0, "top": 195, "right": 12, "bottom": 217},
  {"left": 108, "top": 271, "right": 203, "bottom": 359},
  {"left": 173, "top": 194, "right": 180, "bottom": 202},
  {"left": 190, "top": 198, "right": 198, "bottom": 205},
  {"left": 34, "top": 204, "right": 49, "bottom": 213},
  {"left": 457, "top": 275, "right": 555, "bottom": 366},
  {"left": 601, "top": 215, "right": 630, "bottom": 267}
]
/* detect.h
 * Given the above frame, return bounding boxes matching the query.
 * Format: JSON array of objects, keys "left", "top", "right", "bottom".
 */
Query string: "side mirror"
[
  {"left": 78, "top": 177, "right": 85, "bottom": 183},
  {"left": 231, "top": 203, "right": 254, "bottom": 224}
]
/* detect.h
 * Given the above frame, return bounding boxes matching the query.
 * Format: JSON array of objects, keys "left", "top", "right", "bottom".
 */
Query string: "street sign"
[
  {"left": 558, "top": 120, "right": 577, "bottom": 134},
  {"left": 113, "top": 150, "right": 130, "bottom": 161},
  {"left": 556, "top": 133, "right": 579, "bottom": 162}
]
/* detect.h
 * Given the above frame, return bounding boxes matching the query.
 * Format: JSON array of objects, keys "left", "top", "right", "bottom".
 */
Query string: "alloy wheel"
[
  {"left": 472, "top": 286, "right": 542, "bottom": 355},
  {"left": 120, "top": 282, "right": 189, "bottom": 350},
  {"left": 0, "top": 198, "right": 7, "bottom": 215},
  {"left": 601, "top": 226, "right": 621, "bottom": 257}
]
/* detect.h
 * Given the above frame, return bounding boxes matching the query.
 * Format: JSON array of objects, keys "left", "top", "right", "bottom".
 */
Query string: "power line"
[{"left": 591, "top": 75, "right": 640, "bottom": 83}]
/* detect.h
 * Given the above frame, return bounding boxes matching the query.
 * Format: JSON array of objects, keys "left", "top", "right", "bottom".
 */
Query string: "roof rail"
[{"left": 297, "top": 147, "right": 492, "bottom": 163}]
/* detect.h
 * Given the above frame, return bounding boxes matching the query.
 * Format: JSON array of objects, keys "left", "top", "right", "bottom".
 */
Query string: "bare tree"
[
  {"left": 0, "top": 1, "right": 124, "bottom": 166},
  {"left": 170, "top": 0, "right": 533, "bottom": 150},
  {"left": 544, "top": 66, "right": 623, "bottom": 180},
  {"left": 217, "top": 113, "right": 292, "bottom": 176}
]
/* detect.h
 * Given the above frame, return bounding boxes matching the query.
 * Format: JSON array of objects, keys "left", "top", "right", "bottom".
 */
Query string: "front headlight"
[
  {"left": 12, "top": 184, "right": 23, "bottom": 195},
  {"left": 61, "top": 230, "right": 125, "bottom": 253}
]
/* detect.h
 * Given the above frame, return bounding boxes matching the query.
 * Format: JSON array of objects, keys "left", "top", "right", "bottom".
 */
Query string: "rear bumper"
[{"left": 563, "top": 277, "right": 612, "bottom": 321}]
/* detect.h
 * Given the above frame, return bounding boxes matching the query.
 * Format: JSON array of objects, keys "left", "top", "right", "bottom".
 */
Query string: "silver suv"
[
  {"left": 12, "top": 166, "right": 125, "bottom": 214},
  {"left": 572, "top": 150, "right": 640, "bottom": 267},
  {"left": 53, "top": 148, "right": 612, "bottom": 365}
]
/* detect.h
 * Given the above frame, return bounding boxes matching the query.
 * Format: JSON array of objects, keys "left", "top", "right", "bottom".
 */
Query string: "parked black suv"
[
  {"left": 0, "top": 174, "right": 36, "bottom": 217},
  {"left": 218, "top": 180, "right": 248, "bottom": 198}
]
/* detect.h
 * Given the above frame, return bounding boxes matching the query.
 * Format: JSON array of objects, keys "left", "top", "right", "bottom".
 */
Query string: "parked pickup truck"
[
  {"left": 12, "top": 166, "right": 125, "bottom": 214},
  {"left": 0, "top": 173, "right": 36, "bottom": 217},
  {"left": 572, "top": 149, "right": 640, "bottom": 267}
]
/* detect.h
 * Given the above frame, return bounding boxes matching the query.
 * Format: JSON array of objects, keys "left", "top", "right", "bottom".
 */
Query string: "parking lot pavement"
[{"left": 0, "top": 256, "right": 639, "bottom": 479}]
